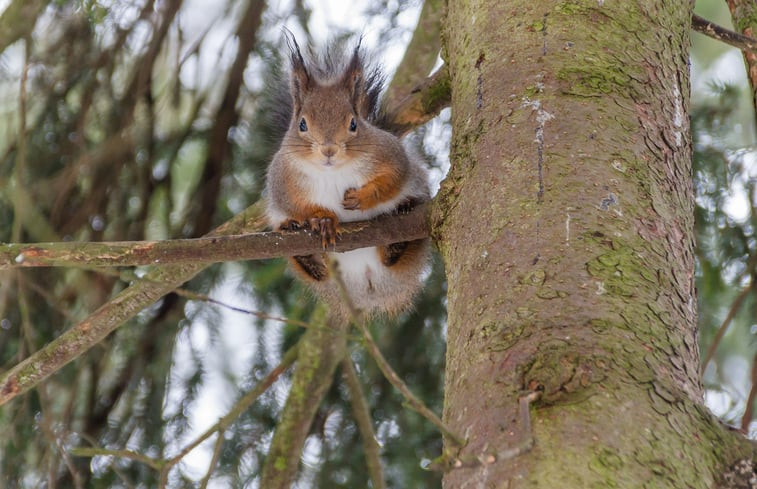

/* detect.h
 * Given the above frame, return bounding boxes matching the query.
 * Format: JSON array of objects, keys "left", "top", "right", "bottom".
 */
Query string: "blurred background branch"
[{"left": 0, "top": 1, "right": 450, "bottom": 487}]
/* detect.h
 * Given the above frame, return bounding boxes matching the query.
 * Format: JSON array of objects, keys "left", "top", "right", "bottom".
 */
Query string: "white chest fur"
[
  {"left": 296, "top": 159, "right": 410, "bottom": 222},
  {"left": 295, "top": 159, "right": 414, "bottom": 310}
]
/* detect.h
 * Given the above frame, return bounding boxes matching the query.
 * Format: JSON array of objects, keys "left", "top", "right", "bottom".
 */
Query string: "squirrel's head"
[{"left": 283, "top": 36, "right": 383, "bottom": 169}]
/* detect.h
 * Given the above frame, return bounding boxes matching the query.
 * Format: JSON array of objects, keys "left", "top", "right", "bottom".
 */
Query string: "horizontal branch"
[
  {"left": 0, "top": 204, "right": 431, "bottom": 269},
  {"left": 692, "top": 13, "right": 757, "bottom": 54}
]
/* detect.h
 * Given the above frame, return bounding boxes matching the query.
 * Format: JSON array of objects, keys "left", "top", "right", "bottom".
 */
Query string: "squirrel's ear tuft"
[
  {"left": 342, "top": 44, "right": 366, "bottom": 116},
  {"left": 285, "top": 32, "right": 310, "bottom": 113}
]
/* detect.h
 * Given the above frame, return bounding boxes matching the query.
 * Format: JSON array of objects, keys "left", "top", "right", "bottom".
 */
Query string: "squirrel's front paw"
[
  {"left": 342, "top": 188, "right": 362, "bottom": 210},
  {"left": 307, "top": 216, "right": 337, "bottom": 248}
]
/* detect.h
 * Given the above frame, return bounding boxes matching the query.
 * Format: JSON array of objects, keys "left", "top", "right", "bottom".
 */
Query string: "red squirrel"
[{"left": 264, "top": 38, "right": 430, "bottom": 317}]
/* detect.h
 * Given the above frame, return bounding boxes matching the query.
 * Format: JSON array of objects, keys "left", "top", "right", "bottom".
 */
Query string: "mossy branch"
[
  {"left": 343, "top": 357, "right": 387, "bottom": 489},
  {"left": 0, "top": 204, "right": 430, "bottom": 269},
  {"left": 383, "top": 0, "right": 444, "bottom": 112},
  {"left": 383, "top": 65, "right": 451, "bottom": 137},
  {"left": 0, "top": 202, "right": 267, "bottom": 406},
  {"left": 259, "top": 306, "right": 350, "bottom": 488}
]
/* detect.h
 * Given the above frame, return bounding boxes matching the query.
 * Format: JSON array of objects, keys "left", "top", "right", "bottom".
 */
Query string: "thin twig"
[
  {"left": 741, "top": 349, "right": 757, "bottom": 432},
  {"left": 692, "top": 13, "right": 757, "bottom": 55},
  {"left": 701, "top": 280, "right": 754, "bottom": 373},
  {"left": 342, "top": 357, "right": 386, "bottom": 489},
  {"left": 160, "top": 344, "right": 300, "bottom": 475},
  {"left": 173, "top": 289, "right": 361, "bottom": 343},
  {"left": 498, "top": 390, "right": 540, "bottom": 460},
  {"left": 358, "top": 321, "right": 464, "bottom": 446},
  {"left": 174, "top": 288, "right": 313, "bottom": 330},
  {"left": 76, "top": 268, "right": 319, "bottom": 333},
  {"left": 327, "top": 260, "right": 466, "bottom": 447},
  {"left": 69, "top": 448, "right": 164, "bottom": 471},
  {"left": 71, "top": 344, "right": 298, "bottom": 481},
  {"left": 199, "top": 430, "right": 226, "bottom": 489},
  {"left": 427, "top": 390, "right": 541, "bottom": 471}
]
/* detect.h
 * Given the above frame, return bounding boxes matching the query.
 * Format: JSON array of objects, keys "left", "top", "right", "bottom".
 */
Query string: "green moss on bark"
[{"left": 440, "top": 0, "right": 756, "bottom": 487}]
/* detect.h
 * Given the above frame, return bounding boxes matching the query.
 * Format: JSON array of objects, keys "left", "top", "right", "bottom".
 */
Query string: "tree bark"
[
  {"left": 438, "top": 1, "right": 755, "bottom": 487},
  {"left": 726, "top": 0, "right": 757, "bottom": 115}
]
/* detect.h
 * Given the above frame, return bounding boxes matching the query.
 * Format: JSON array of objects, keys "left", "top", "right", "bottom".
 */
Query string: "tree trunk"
[{"left": 438, "top": 1, "right": 755, "bottom": 487}]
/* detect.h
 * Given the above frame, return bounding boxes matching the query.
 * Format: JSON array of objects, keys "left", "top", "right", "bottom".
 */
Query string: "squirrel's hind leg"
[
  {"left": 277, "top": 215, "right": 334, "bottom": 281},
  {"left": 289, "top": 255, "right": 329, "bottom": 281},
  {"left": 379, "top": 238, "right": 427, "bottom": 268}
]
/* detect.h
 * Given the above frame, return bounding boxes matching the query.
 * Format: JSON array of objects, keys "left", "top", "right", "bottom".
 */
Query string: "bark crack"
[{"left": 522, "top": 94, "right": 553, "bottom": 203}]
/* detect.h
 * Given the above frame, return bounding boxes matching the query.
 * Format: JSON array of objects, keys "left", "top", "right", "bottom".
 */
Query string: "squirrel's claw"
[
  {"left": 279, "top": 219, "right": 304, "bottom": 231},
  {"left": 342, "top": 188, "right": 361, "bottom": 210},
  {"left": 395, "top": 197, "right": 417, "bottom": 215},
  {"left": 307, "top": 216, "right": 337, "bottom": 248},
  {"left": 280, "top": 217, "right": 336, "bottom": 248}
]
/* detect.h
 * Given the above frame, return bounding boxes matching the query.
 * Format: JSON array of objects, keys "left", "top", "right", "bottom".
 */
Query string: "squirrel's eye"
[
  {"left": 349, "top": 118, "right": 357, "bottom": 132},
  {"left": 299, "top": 118, "right": 308, "bottom": 132}
]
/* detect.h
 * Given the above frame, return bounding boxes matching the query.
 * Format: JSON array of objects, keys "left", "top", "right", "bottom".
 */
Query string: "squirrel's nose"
[{"left": 320, "top": 144, "right": 338, "bottom": 158}]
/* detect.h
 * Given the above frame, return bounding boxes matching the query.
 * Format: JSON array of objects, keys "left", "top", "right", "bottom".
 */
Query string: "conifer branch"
[
  {"left": 0, "top": 204, "right": 430, "bottom": 269},
  {"left": 159, "top": 344, "right": 300, "bottom": 480},
  {"left": 343, "top": 357, "right": 387, "bottom": 489},
  {"left": 259, "top": 306, "right": 350, "bottom": 488},
  {"left": 0, "top": 202, "right": 267, "bottom": 406},
  {"left": 383, "top": 66, "right": 450, "bottom": 137},
  {"left": 71, "top": 344, "right": 299, "bottom": 482},
  {"left": 691, "top": 13, "right": 757, "bottom": 54}
]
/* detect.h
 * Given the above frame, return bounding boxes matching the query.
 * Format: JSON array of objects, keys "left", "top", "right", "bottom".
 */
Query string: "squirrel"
[{"left": 264, "top": 37, "right": 431, "bottom": 317}]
